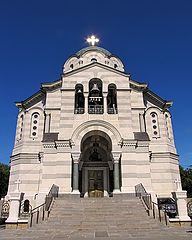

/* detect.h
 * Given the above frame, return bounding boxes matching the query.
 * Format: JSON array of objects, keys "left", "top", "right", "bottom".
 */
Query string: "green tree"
[
  {"left": 0, "top": 163, "right": 10, "bottom": 198},
  {"left": 180, "top": 165, "right": 192, "bottom": 198}
]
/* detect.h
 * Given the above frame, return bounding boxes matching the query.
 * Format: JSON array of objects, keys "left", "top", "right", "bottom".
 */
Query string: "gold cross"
[{"left": 86, "top": 35, "right": 99, "bottom": 46}]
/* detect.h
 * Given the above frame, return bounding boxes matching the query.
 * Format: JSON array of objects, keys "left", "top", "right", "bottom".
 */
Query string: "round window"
[
  {"left": 154, "top": 131, "right": 158, "bottom": 135},
  {"left": 34, "top": 114, "right": 38, "bottom": 118},
  {"left": 33, "top": 120, "right": 37, "bottom": 124},
  {"left": 32, "top": 132, "right": 36, "bottom": 136},
  {"left": 153, "top": 125, "right": 157, "bottom": 129},
  {"left": 152, "top": 119, "right": 156, "bottom": 123},
  {"left": 33, "top": 126, "right": 37, "bottom": 130},
  {"left": 151, "top": 114, "right": 156, "bottom": 118}
]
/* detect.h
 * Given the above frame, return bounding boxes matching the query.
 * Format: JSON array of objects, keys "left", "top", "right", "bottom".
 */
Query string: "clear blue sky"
[{"left": 0, "top": 0, "right": 191, "bottom": 168}]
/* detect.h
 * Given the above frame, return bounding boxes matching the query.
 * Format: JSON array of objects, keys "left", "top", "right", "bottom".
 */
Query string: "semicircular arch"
[{"left": 71, "top": 120, "right": 122, "bottom": 150}]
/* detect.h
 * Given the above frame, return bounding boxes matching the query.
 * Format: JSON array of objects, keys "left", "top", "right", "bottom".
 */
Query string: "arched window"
[
  {"left": 88, "top": 78, "right": 103, "bottom": 114},
  {"left": 107, "top": 84, "right": 118, "bottom": 114},
  {"left": 150, "top": 112, "right": 160, "bottom": 138},
  {"left": 24, "top": 199, "right": 30, "bottom": 213},
  {"left": 70, "top": 64, "right": 74, "bottom": 70},
  {"left": 74, "top": 84, "right": 85, "bottom": 114},
  {"left": 30, "top": 112, "right": 40, "bottom": 138}
]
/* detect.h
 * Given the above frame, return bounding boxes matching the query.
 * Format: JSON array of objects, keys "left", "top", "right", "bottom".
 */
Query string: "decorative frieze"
[
  {"left": 121, "top": 139, "right": 137, "bottom": 147},
  {"left": 55, "top": 140, "right": 71, "bottom": 148},
  {"left": 43, "top": 142, "right": 56, "bottom": 149}
]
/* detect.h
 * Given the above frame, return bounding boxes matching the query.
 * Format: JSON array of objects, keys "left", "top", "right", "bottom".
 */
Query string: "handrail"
[
  {"left": 31, "top": 203, "right": 45, "bottom": 213},
  {"left": 135, "top": 183, "right": 152, "bottom": 210},
  {"left": 135, "top": 183, "right": 168, "bottom": 226},
  {"left": 29, "top": 184, "right": 59, "bottom": 227}
]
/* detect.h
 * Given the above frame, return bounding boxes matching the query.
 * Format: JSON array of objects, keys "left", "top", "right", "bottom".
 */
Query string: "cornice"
[
  {"left": 144, "top": 88, "right": 173, "bottom": 110},
  {"left": 41, "top": 79, "right": 62, "bottom": 90},
  {"left": 130, "top": 80, "right": 148, "bottom": 91},
  {"left": 15, "top": 90, "right": 45, "bottom": 110}
]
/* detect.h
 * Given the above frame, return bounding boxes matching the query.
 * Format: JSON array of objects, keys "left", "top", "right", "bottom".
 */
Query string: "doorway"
[
  {"left": 88, "top": 170, "right": 104, "bottom": 197},
  {"left": 79, "top": 130, "right": 114, "bottom": 197}
]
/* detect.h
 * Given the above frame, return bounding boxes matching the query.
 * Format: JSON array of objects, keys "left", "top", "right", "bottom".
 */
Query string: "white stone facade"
[{"left": 7, "top": 46, "right": 181, "bottom": 207}]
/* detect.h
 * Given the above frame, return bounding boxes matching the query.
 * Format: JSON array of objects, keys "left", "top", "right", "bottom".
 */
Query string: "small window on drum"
[
  {"left": 91, "top": 58, "right": 97, "bottom": 62},
  {"left": 150, "top": 112, "right": 160, "bottom": 138},
  {"left": 70, "top": 64, "right": 74, "bottom": 69},
  {"left": 114, "top": 64, "right": 118, "bottom": 69},
  {"left": 30, "top": 112, "right": 40, "bottom": 138}
]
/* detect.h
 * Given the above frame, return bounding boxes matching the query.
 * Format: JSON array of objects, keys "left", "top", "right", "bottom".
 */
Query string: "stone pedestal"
[
  {"left": 174, "top": 190, "right": 191, "bottom": 221},
  {"left": 6, "top": 192, "right": 22, "bottom": 226}
]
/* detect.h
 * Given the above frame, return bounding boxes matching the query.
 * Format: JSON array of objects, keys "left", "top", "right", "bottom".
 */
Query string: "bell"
[
  {"left": 77, "top": 89, "right": 82, "bottom": 94},
  {"left": 91, "top": 83, "right": 100, "bottom": 92}
]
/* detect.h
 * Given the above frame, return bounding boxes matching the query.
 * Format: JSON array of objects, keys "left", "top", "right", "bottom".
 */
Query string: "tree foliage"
[
  {"left": 0, "top": 163, "right": 10, "bottom": 198},
  {"left": 180, "top": 165, "right": 192, "bottom": 198}
]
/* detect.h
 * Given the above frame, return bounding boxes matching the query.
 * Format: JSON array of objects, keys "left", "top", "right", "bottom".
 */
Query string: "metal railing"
[
  {"left": 107, "top": 108, "right": 118, "bottom": 114},
  {"left": 88, "top": 105, "right": 103, "bottom": 114},
  {"left": 74, "top": 108, "right": 84, "bottom": 114},
  {"left": 187, "top": 198, "right": 192, "bottom": 218},
  {"left": 29, "top": 184, "right": 59, "bottom": 227},
  {"left": 151, "top": 201, "right": 168, "bottom": 225},
  {"left": 135, "top": 183, "right": 168, "bottom": 226}
]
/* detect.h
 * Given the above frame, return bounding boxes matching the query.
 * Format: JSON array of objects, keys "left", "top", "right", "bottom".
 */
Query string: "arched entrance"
[{"left": 79, "top": 130, "right": 114, "bottom": 197}]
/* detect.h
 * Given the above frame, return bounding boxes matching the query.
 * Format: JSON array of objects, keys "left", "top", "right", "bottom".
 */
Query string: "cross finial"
[
  {"left": 15, "top": 179, "right": 21, "bottom": 192},
  {"left": 86, "top": 35, "right": 99, "bottom": 46}
]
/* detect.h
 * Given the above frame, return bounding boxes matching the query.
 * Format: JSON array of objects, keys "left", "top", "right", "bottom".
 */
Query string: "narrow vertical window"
[
  {"left": 107, "top": 84, "right": 117, "bottom": 114},
  {"left": 74, "top": 84, "right": 84, "bottom": 114},
  {"left": 165, "top": 113, "right": 172, "bottom": 140},
  {"left": 18, "top": 114, "right": 24, "bottom": 141},
  {"left": 31, "top": 112, "right": 40, "bottom": 138},
  {"left": 150, "top": 112, "right": 160, "bottom": 138}
]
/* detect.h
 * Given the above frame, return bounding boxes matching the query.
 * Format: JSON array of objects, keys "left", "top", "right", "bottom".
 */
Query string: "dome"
[
  {"left": 76, "top": 46, "right": 112, "bottom": 57},
  {"left": 63, "top": 46, "right": 124, "bottom": 73}
]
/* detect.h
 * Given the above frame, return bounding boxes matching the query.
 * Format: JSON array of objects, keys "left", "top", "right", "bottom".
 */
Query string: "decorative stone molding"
[
  {"left": 43, "top": 142, "right": 56, "bottom": 149},
  {"left": 71, "top": 152, "right": 81, "bottom": 163},
  {"left": 121, "top": 139, "right": 137, "bottom": 147},
  {"left": 136, "top": 141, "right": 149, "bottom": 148},
  {"left": 112, "top": 152, "right": 121, "bottom": 163},
  {"left": 55, "top": 140, "right": 71, "bottom": 148}
]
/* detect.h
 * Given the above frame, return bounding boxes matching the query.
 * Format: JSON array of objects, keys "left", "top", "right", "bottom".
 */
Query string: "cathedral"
[{"left": 7, "top": 36, "right": 181, "bottom": 207}]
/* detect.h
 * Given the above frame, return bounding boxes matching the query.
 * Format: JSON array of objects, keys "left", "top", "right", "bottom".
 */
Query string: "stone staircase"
[{"left": 0, "top": 195, "right": 191, "bottom": 239}]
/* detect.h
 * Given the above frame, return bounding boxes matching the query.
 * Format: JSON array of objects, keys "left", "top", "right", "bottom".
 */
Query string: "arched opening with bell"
[{"left": 88, "top": 78, "right": 103, "bottom": 114}]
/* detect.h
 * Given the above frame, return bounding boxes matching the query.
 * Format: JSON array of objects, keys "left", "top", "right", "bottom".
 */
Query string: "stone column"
[
  {"left": 71, "top": 153, "right": 80, "bottom": 194},
  {"left": 139, "top": 113, "right": 145, "bottom": 132},
  {"left": 103, "top": 93, "right": 107, "bottom": 114},
  {"left": 112, "top": 152, "right": 121, "bottom": 193},
  {"left": 84, "top": 93, "right": 88, "bottom": 114},
  {"left": 44, "top": 113, "right": 51, "bottom": 133}
]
